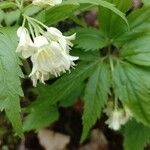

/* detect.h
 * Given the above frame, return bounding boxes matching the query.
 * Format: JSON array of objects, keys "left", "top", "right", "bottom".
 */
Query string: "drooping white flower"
[
  {"left": 46, "top": 27, "right": 76, "bottom": 52},
  {"left": 104, "top": 102, "right": 132, "bottom": 130},
  {"left": 105, "top": 109, "right": 124, "bottom": 131},
  {"left": 32, "top": 0, "right": 62, "bottom": 6},
  {"left": 29, "top": 35, "right": 78, "bottom": 86},
  {"left": 16, "top": 27, "right": 36, "bottom": 58}
]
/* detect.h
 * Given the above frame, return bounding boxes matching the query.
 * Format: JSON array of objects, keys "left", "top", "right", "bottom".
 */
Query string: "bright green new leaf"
[
  {"left": 81, "top": 62, "right": 110, "bottom": 142},
  {"left": 123, "top": 120, "right": 150, "bottom": 150},
  {"left": 0, "top": 28, "right": 23, "bottom": 137}
]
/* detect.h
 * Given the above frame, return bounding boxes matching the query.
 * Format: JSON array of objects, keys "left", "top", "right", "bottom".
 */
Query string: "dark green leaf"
[
  {"left": 35, "top": 61, "right": 99, "bottom": 105},
  {"left": 121, "top": 36, "right": 150, "bottom": 66},
  {"left": 23, "top": 103, "right": 59, "bottom": 131},
  {"left": 74, "top": 28, "right": 107, "bottom": 51},
  {"left": 123, "top": 120, "right": 150, "bottom": 150},
  {"left": 36, "top": 4, "right": 79, "bottom": 25},
  {"left": 81, "top": 62, "right": 110, "bottom": 142},
  {"left": 65, "top": 0, "right": 128, "bottom": 26},
  {"left": 98, "top": 0, "right": 132, "bottom": 39},
  {"left": 113, "top": 62, "right": 150, "bottom": 127}
]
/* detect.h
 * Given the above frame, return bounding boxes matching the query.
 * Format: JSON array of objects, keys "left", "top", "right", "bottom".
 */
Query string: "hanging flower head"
[
  {"left": 16, "top": 27, "right": 36, "bottom": 58},
  {"left": 105, "top": 109, "right": 124, "bottom": 130},
  {"left": 32, "top": 0, "right": 62, "bottom": 6},
  {"left": 29, "top": 35, "right": 78, "bottom": 86},
  {"left": 16, "top": 14, "right": 78, "bottom": 86},
  {"left": 46, "top": 27, "right": 76, "bottom": 53},
  {"left": 104, "top": 101, "right": 132, "bottom": 130}
]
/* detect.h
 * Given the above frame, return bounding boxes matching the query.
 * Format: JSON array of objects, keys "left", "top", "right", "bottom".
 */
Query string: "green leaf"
[
  {"left": 23, "top": 103, "right": 59, "bottom": 131},
  {"left": 0, "top": 1, "right": 16, "bottom": 9},
  {"left": 71, "top": 49, "right": 100, "bottom": 62},
  {"left": 123, "top": 120, "right": 150, "bottom": 150},
  {"left": 34, "top": 61, "right": 99, "bottom": 105},
  {"left": 112, "top": 61, "right": 150, "bottom": 127},
  {"left": 116, "top": 6, "right": 150, "bottom": 45},
  {"left": 60, "top": 84, "right": 84, "bottom": 107},
  {"left": 36, "top": 4, "right": 79, "bottom": 25},
  {"left": 142, "top": 0, "right": 150, "bottom": 6},
  {"left": 81, "top": 62, "right": 110, "bottom": 142},
  {"left": 65, "top": 0, "right": 128, "bottom": 27},
  {"left": 74, "top": 28, "right": 107, "bottom": 51},
  {"left": 0, "top": 27, "right": 23, "bottom": 137},
  {"left": 4, "top": 10, "right": 20, "bottom": 26},
  {"left": 121, "top": 36, "right": 150, "bottom": 66},
  {"left": 98, "top": 0, "right": 131, "bottom": 39}
]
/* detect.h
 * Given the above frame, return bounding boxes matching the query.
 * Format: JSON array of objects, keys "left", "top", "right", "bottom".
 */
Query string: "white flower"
[
  {"left": 16, "top": 27, "right": 36, "bottom": 58},
  {"left": 29, "top": 36, "right": 78, "bottom": 86},
  {"left": 47, "top": 27, "right": 76, "bottom": 52},
  {"left": 104, "top": 104, "right": 132, "bottom": 130},
  {"left": 32, "top": 0, "right": 62, "bottom": 6},
  {"left": 105, "top": 109, "right": 124, "bottom": 131}
]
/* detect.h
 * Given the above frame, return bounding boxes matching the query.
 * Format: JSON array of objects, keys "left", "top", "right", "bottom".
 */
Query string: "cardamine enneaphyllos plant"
[{"left": 0, "top": 0, "right": 150, "bottom": 149}]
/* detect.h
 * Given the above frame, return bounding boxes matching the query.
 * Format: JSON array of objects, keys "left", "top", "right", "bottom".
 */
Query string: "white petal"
[{"left": 34, "top": 36, "right": 49, "bottom": 48}]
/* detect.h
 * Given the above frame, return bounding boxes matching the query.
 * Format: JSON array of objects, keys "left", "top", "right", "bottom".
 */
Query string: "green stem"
[
  {"left": 114, "top": 96, "right": 118, "bottom": 110},
  {"left": 24, "top": 14, "right": 48, "bottom": 29},
  {"left": 108, "top": 45, "right": 114, "bottom": 72}
]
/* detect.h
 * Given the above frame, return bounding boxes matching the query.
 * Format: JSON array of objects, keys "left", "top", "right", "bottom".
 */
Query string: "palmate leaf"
[
  {"left": 114, "top": 7, "right": 150, "bottom": 67},
  {"left": 116, "top": 6, "right": 150, "bottom": 45},
  {"left": 81, "top": 62, "right": 110, "bottom": 142},
  {"left": 24, "top": 61, "right": 99, "bottom": 131},
  {"left": 112, "top": 61, "right": 150, "bottom": 127},
  {"left": 32, "top": 61, "right": 99, "bottom": 106},
  {"left": 123, "top": 120, "right": 150, "bottom": 150},
  {"left": 74, "top": 28, "right": 107, "bottom": 51},
  {"left": 0, "top": 28, "right": 23, "bottom": 137}
]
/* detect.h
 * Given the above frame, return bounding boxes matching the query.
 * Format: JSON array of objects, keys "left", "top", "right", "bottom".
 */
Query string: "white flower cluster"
[
  {"left": 104, "top": 102, "right": 132, "bottom": 130},
  {"left": 16, "top": 26, "right": 79, "bottom": 86},
  {"left": 32, "top": 0, "right": 62, "bottom": 6}
]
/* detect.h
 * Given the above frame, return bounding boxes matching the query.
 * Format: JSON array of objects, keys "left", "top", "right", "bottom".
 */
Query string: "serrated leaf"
[
  {"left": 60, "top": 84, "right": 84, "bottom": 107},
  {"left": 116, "top": 6, "right": 150, "bottom": 45},
  {"left": 23, "top": 103, "right": 59, "bottom": 131},
  {"left": 98, "top": 0, "right": 132, "bottom": 39},
  {"left": 74, "top": 28, "right": 107, "bottom": 51},
  {"left": 121, "top": 36, "right": 150, "bottom": 66},
  {"left": 0, "top": 28, "right": 23, "bottom": 137},
  {"left": 81, "top": 62, "right": 110, "bottom": 142},
  {"left": 112, "top": 62, "right": 150, "bottom": 127},
  {"left": 71, "top": 49, "right": 100, "bottom": 62},
  {"left": 65, "top": 0, "right": 128, "bottom": 27},
  {"left": 36, "top": 4, "right": 79, "bottom": 25},
  {"left": 33, "top": 61, "right": 99, "bottom": 106},
  {"left": 123, "top": 120, "right": 150, "bottom": 150}
]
